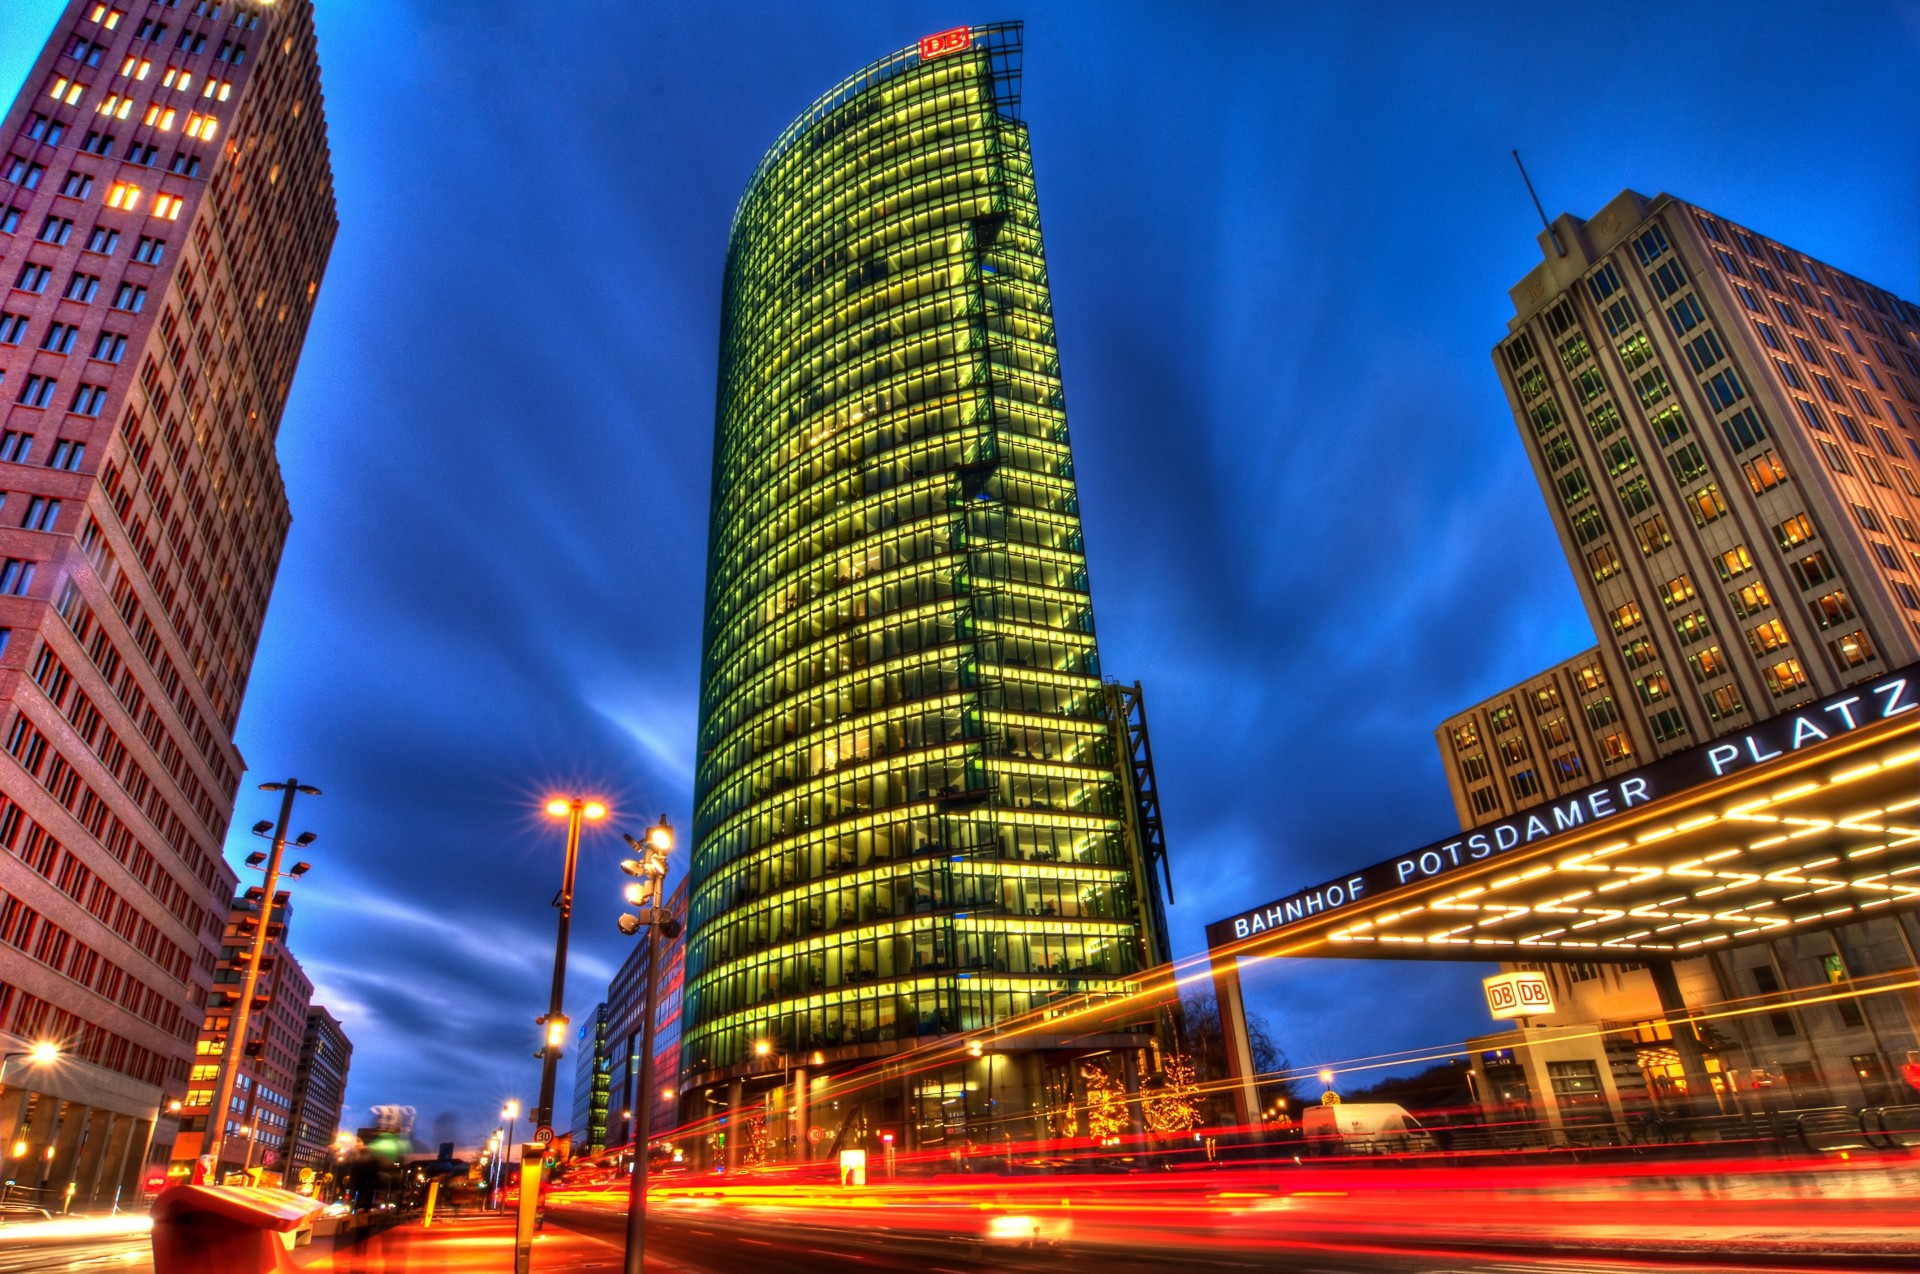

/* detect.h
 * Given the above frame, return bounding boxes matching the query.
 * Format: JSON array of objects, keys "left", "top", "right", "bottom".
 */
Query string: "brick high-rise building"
[
  {"left": 0, "top": 0, "right": 336, "bottom": 1196},
  {"left": 284, "top": 1003, "right": 348, "bottom": 1174},
  {"left": 1439, "top": 190, "right": 1920, "bottom": 826},
  {"left": 169, "top": 894, "right": 312, "bottom": 1182}
]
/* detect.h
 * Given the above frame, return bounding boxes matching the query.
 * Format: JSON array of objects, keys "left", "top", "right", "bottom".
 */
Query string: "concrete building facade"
[
  {"left": 0, "top": 0, "right": 336, "bottom": 1185},
  {"left": 169, "top": 893, "right": 311, "bottom": 1182},
  {"left": 284, "top": 1004, "right": 349, "bottom": 1174},
  {"left": 1438, "top": 191, "right": 1920, "bottom": 1133}
]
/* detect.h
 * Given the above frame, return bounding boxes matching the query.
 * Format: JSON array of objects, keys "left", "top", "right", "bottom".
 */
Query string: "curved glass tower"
[{"left": 685, "top": 23, "right": 1168, "bottom": 1151}]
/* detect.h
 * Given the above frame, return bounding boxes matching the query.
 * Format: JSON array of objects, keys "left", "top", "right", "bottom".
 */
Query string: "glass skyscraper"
[{"left": 683, "top": 23, "right": 1170, "bottom": 1154}]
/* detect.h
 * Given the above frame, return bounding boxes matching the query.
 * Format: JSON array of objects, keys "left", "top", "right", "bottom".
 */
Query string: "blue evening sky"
[{"left": 5, "top": 2, "right": 1914, "bottom": 1148}]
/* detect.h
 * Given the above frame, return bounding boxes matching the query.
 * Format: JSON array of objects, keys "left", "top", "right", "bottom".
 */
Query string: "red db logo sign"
[
  {"left": 919, "top": 27, "right": 971, "bottom": 60},
  {"left": 1483, "top": 971, "right": 1555, "bottom": 1019}
]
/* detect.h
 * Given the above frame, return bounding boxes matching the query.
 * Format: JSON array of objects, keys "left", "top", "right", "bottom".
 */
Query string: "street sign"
[
  {"left": 533, "top": 1125, "right": 554, "bottom": 1147},
  {"left": 806, "top": 1126, "right": 824, "bottom": 1145}
]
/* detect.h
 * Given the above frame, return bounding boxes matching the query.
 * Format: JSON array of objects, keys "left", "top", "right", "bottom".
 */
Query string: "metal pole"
[
  {"left": 535, "top": 802, "right": 585, "bottom": 1133},
  {"left": 204, "top": 780, "right": 304, "bottom": 1173},
  {"left": 623, "top": 910, "right": 663, "bottom": 1274}
]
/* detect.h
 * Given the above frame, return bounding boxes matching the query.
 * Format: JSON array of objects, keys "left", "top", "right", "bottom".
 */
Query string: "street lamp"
[
  {"left": 0, "top": 1044, "right": 59, "bottom": 1171},
  {"left": 615, "top": 815, "right": 679, "bottom": 1274},
  {"left": 204, "top": 779, "right": 320, "bottom": 1177},
  {"left": 532, "top": 798, "right": 605, "bottom": 1137}
]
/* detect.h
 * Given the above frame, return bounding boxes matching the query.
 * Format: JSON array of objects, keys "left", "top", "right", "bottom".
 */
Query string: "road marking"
[{"left": 740, "top": 1237, "right": 772, "bottom": 1245}]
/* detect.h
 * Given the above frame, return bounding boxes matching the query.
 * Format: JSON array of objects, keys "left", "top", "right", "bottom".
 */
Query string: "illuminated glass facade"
[{"left": 684, "top": 24, "right": 1165, "bottom": 1090}]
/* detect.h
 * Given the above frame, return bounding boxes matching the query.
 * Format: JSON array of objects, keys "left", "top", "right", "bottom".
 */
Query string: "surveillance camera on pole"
[{"left": 614, "top": 816, "right": 681, "bottom": 1274}]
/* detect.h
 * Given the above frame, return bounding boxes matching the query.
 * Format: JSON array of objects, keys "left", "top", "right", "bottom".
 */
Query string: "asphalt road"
[
  {"left": 545, "top": 1203, "right": 1879, "bottom": 1274},
  {"left": 0, "top": 1232, "right": 148, "bottom": 1273}
]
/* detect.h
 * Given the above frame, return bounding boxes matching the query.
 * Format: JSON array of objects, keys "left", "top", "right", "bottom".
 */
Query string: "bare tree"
[{"left": 1176, "top": 990, "right": 1304, "bottom": 1120}]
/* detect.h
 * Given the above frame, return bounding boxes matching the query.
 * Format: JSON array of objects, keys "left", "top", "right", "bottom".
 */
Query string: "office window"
[
  {"left": 1648, "top": 707, "right": 1688, "bottom": 742},
  {"left": 1632, "top": 223, "right": 1669, "bottom": 264},
  {"left": 1633, "top": 367, "right": 1672, "bottom": 408},
  {"left": 1659, "top": 575, "right": 1696, "bottom": 608},
  {"left": 64, "top": 273, "right": 99, "bottom": 302},
  {"left": 1602, "top": 438, "right": 1639, "bottom": 476},
  {"left": 1666, "top": 294, "right": 1706, "bottom": 335},
  {"left": 1616, "top": 332, "right": 1654, "bottom": 369},
  {"left": 1735, "top": 579, "right": 1774, "bottom": 617},
  {"left": 0, "top": 206, "right": 20, "bottom": 234},
  {"left": 1683, "top": 329, "right": 1725, "bottom": 373},
  {"left": 1451, "top": 723, "right": 1479, "bottom": 750},
  {"left": 1704, "top": 369, "right": 1745, "bottom": 411},
  {"left": 1893, "top": 515, "right": 1919, "bottom": 544},
  {"left": 1719, "top": 407, "right": 1767, "bottom": 453},
  {"left": 1650, "top": 260, "right": 1688, "bottom": 300},
  {"left": 1599, "top": 731, "right": 1633, "bottom": 763},
  {"left": 1688, "top": 644, "right": 1727, "bottom": 683},
  {"left": 1574, "top": 662, "right": 1605, "bottom": 693},
  {"left": 48, "top": 77, "right": 85, "bottom": 106},
  {"left": 1702, "top": 683, "right": 1742, "bottom": 721},
  {"left": 1892, "top": 582, "right": 1920, "bottom": 612},
  {"left": 1746, "top": 619, "right": 1791, "bottom": 655},
  {"left": 1570, "top": 507, "right": 1606, "bottom": 545},
  {"left": 84, "top": 225, "right": 119, "bottom": 254},
  {"left": 1790, "top": 550, "right": 1836, "bottom": 591},
  {"left": 1621, "top": 638, "right": 1657, "bottom": 670},
  {"left": 1871, "top": 542, "right": 1901, "bottom": 571},
  {"left": 1601, "top": 296, "right": 1637, "bottom": 337},
  {"left": 1558, "top": 333, "right": 1593, "bottom": 370},
  {"left": 184, "top": 112, "right": 218, "bottom": 141},
  {"left": 68, "top": 384, "right": 107, "bottom": 416},
  {"left": 21, "top": 496, "right": 61, "bottom": 532},
  {"left": 1773, "top": 513, "right": 1816, "bottom": 551},
  {"left": 16, "top": 375, "right": 57, "bottom": 408},
  {"left": 40, "top": 322, "right": 77, "bottom": 354},
  {"left": 153, "top": 194, "right": 184, "bottom": 220},
  {"left": 1533, "top": 685, "right": 1562, "bottom": 715},
  {"left": 1610, "top": 601, "right": 1644, "bottom": 634},
  {"left": 112, "top": 283, "right": 146, "bottom": 312},
  {"left": 1828, "top": 630, "right": 1874, "bottom": 669},
  {"left": 1489, "top": 706, "right": 1519, "bottom": 734},
  {"left": 37, "top": 215, "right": 73, "bottom": 246},
  {"left": 1635, "top": 672, "right": 1673, "bottom": 705},
  {"left": 1585, "top": 696, "right": 1620, "bottom": 730},
  {"left": 1573, "top": 368, "right": 1606, "bottom": 404},
  {"left": 1634, "top": 513, "right": 1673, "bottom": 556},
  {"left": 1686, "top": 483, "right": 1729, "bottom": 526},
  {"left": 1649, "top": 404, "right": 1689, "bottom": 445},
  {"left": 1715, "top": 545, "right": 1755, "bottom": 581},
  {"left": 15, "top": 264, "right": 52, "bottom": 293},
  {"left": 0, "top": 432, "right": 33, "bottom": 463},
  {"left": 1586, "top": 402, "right": 1622, "bottom": 440},
  {"left": 133, "top": 235, "right": 166, "bottom": 264},
  {"left": 47, "top": 440, "right": 85, "bottom": 472},
  {"left": 1851, "top": 503, "right": 1884, "bottom": 533},
  {"left": 1673, "top": 610, "right": 1713, "bottom": 645},
  {"left": 167, "top": 153, "right": 201, "bottom": 178},
  {"left": 0, "top": 559, "right": 36, "bottom": 596},
  {"left": 3, "top": 157, "right": 46, "bottom": 189},
  {"left": 1585, "top": 543, "right": 1622, "bottom": 583},
  {"left": 1509, "top": 769, "right": 1541, "bottom": 801},
  {"left": 1459, "top": 753, "right": 1488, "bottom": 782},
  {"left": 0, "top": 312, "right": 24, "bottom": 344},
  {"left": 1556, "top": 468, "right": 1591, "bottom": 506},
  {"left": 1666, "top": 442, "right": 1709, "bottom": 485},
  {"left": 1761, "top": 657, "right": 1808, "bottom": 697},
  {"left": 1468, "top": 786, "right": 1499, "bottom": 817},
  {"left": 1616, "top": 475, "right": 1657, "bottom": 515},
  {"left": 1742, "top": 450, "right": 1789, "bottom": 493},
  {"left": 1542, "top": 432, "right": 1575, "bottom": 471},
  {"left": 105, "top": 181, "right": 141, "bottom": 210}
]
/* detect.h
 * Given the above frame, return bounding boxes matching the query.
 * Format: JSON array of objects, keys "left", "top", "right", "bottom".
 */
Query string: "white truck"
[{"left": 1301, "top": 1102, "right": 1438, "bottom": 1155}]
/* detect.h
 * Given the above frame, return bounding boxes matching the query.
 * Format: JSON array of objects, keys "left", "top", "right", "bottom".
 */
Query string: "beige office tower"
[{"left": 1439, "top": 190, "right": 1920, "bottom": 826}]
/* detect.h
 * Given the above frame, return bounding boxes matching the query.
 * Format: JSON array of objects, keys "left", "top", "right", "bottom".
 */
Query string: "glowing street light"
[{"left": 615, "top": 814, "right": 681, "bottom": 1274}]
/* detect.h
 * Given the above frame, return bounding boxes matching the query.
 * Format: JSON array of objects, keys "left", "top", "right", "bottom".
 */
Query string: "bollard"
[
  {"left": 513, "top": 1146, "right": 544, "bottom": 1274},
  {"left": 150, "top": 1184, "right": 322, "bottom": 1274}
]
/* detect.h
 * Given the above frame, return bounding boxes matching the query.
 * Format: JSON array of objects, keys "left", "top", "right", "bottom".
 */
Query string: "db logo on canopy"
[
  {"left": 1483, "top": 970, "right": 1556, "bottom": 1019},
  {"left": 919, "top": 27, "right": 972, "bottom": 60}
]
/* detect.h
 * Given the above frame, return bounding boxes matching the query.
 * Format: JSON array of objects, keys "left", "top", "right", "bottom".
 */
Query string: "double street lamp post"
[
  {"left": 202, "top": 779, "right": 319, "bottom": 1180},
  {"left": 617, "top": 818, "right": 679, "bottom": 1274}
]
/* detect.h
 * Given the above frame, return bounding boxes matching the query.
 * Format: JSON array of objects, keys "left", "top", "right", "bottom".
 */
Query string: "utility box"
[{"left": 150, "top": 1184, "right": 321, "bottom": 1274}]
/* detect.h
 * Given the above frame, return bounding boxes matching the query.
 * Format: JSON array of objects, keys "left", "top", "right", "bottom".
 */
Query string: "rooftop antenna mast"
[{"left": 1512, "top": 150, "right": 1564, "bottom": 257}]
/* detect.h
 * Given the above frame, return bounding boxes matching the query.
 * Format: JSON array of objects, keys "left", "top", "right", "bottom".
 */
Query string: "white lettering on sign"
[
  {"left": 1233, "top": 874, "right": 1366, "bottom": 939},
  {"left": 1484, "top": 970, "right": 1556, "bottom": 1019},
  {"left": 1392, "top": 776, "right": 1651, "bottom": 886},
  {"left": 1706, "top": 676, "right": 1914, "bottom": 777}
]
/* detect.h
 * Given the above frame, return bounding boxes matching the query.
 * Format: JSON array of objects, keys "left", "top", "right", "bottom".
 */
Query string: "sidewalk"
[{"left": 293, "top": 1214, "right": 618, "bottom": 1273}]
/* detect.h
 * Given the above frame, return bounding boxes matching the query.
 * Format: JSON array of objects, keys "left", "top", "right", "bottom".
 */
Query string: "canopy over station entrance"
[{"left": 1204, "top": 665, "right": 1920, "bottom": 1126}]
